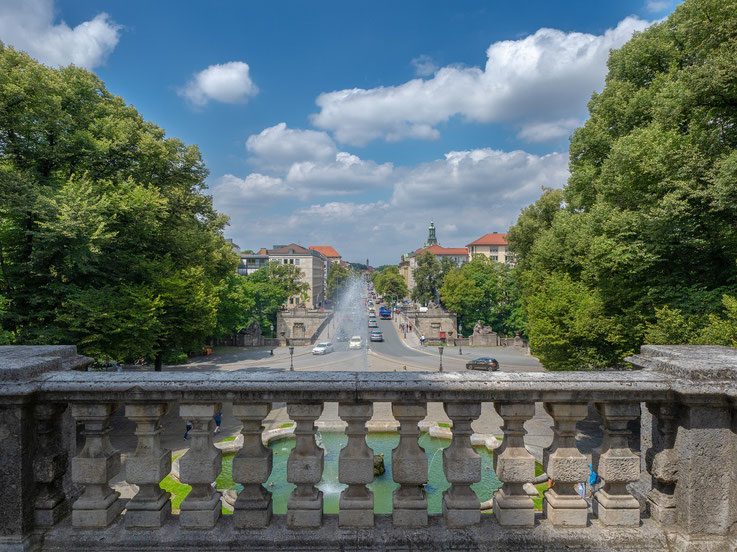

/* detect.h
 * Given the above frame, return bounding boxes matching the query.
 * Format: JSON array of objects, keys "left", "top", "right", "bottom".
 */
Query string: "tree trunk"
[{"left": 155, "top": 351, "right": 163, "bottom": 372}]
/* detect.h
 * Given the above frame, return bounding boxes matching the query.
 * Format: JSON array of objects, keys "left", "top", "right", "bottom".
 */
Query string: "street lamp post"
[
  {"left": 289, "top": 345, "right": 295, "bottom": 371},
  {"left": 459, "top": 323, "right": 463, "bottom": 355},
  {"left": 270, "top": 324, "right": 274, "bottom": 355},
  {"left": 438, "top": 346, "right": 444, "bottom": 372}
]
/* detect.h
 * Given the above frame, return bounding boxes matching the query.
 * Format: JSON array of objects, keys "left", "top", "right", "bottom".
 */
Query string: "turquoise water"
[{"left": 217, "top": 432, "right": 501, "bottom": 514}]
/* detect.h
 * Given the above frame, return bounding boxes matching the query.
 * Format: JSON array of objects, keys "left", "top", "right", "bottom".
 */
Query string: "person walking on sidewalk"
[{"left": 213, "top": 410, "right": 223, "bottom": 434}]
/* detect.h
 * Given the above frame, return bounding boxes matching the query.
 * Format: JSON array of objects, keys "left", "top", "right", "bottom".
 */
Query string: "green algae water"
[{"left": 215, "top": 431, "right": 501, "bottom": 514}]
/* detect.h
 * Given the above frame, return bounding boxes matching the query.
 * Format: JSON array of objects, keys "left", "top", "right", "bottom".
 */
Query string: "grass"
[
  {"left": 219, "top": 436, "right": 236, "bottom": 442},
  {"left": 532, "top": 482, "right": 549, "bottom": 511},
  {"left": 437, "top": 422, "right": 451, "bottom": 428},
  {"left": 279, "top": 422, "right": 295, "bottom": 428},
  {"left": 535, "top": 461, "right": 545, "bottom": 477}
]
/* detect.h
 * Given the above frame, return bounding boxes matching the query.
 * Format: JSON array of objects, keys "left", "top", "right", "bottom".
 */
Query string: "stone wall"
[
  {"left": 402, "top": 307, "right": 457, "bottom": 341},
  {"left": 276, "top": 307, "right": 333, "bottom": 346}
]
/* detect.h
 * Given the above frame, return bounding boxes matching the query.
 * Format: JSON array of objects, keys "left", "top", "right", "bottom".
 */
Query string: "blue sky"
[{"left": 0, "top": 0, "right": 680, "bottom": 265}]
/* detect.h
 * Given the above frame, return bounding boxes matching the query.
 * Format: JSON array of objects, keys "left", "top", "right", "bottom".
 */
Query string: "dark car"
[
  {"left": 370, "top": 331, "right": 383, "bottom": 342},
  {"left": 465, "top": 357, "right": 499, "bottom": 371},
  {"left": 335, "top": 331, "right": 350, "bottom": 342}
]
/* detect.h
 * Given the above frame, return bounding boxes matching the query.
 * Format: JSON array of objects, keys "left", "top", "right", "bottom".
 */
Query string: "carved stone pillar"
[
  {"left": 70, "top": 403, "right": 124, "bottom": 527},
  {"left": 124, "top": 403, "right": 171, "bottom": 528},
  {"left": 391, "top": 403, "right": 428, "bottom": 527},
  {"left": 493, "top": 402, "right": 536, "bottom": 526},
  {"left": 34, "top": 403, "right": 69, "bottom": 527},
  {"left": 442, "top": 402, "right": 481, "bottom": 527},
  {"left": 232, "top": 402, "right": 273, "bottom": 528},
  {"left": 645, "top": 403, "right": 678, "bottom": 525},
  {"left": 286, "top": 403, "right": 324, "bottom": 528},
  {"left": 592, "top": 403, "right": 641, "bottom": 526},
  {"left": 543, "top": 402, "right": 589, "bottom": 527},
  {"left": 338, "top": 402, "right": 374, "bottom": 527},
  {"left": 178, "top": 402, "right": 222, "bottom": 529}
]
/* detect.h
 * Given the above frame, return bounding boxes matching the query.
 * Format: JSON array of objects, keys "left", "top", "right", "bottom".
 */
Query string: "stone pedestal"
[
  {"left": 338, "top": 403, "right": 374, "bottom": 527},
  {"left": 178, "top": 402, "right": 222, "bottom": 530},
  {"left": 232, "top": 402, "right": 273, "bottom": 529},
  {"left": 442, "top": 402, "right": 481, "bottom": 528},
  {"left": 33, "top": 403, "right": 70, "bottom": 528},
  {"left": 493, "top": 402, "right": 536, "bottom": 527},
  {"left": 592, "top": 402, "right": 641, "bottom": 526},
  {"left": 543, "top": 402, "right": 589, "bottom": 528},
  {"left": 124, "top": 403, "right": 171, "bottom": 528},
  {"left": 70, "top": 403, "right": 124, "bottom": 528},
  {"left": 391, "top": 403, "right": 428, "bottom": 527},
  {"left": 286, "top": 403, "right": 324, "bottom": 528},
  {"left": 646, "top": 403, "right": 679, "bottom": 525}
]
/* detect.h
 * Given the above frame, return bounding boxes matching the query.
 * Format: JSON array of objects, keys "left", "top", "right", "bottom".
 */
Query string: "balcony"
[{"left": 1, "top": 345, "right": 735, "bottom": 551}]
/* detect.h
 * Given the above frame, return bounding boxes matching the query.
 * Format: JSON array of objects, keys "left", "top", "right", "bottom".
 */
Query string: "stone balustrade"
[{"left": 1, "top": 345, "right": 736, "bottom": 551}]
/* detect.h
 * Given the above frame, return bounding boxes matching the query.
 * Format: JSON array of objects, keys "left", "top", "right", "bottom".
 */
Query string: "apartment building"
[
  {"left": 466, "top": 232, "right": 513, "bottom": 264},
  {"left": 268, "top": 244, "right": 328, "bottom": 309}
]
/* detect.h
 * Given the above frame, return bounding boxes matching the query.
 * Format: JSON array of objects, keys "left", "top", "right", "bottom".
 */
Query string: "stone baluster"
[
  {"left": 543, "top": 402, "right": 589, "bottom": 527},
  {"left": 442, "top": 402, "right": 481, "bottom": 527},
  {"left": 645, "top": 403, "right": 678, "bottom": 525},
  {"left": 178, "top": 402, "right": 222, "bottom": 529},
  {"left": 124, "top": 403, "right": 171, "bottom": 528},
  {"left": 391, "top": 403, "right": 428, "bottom": 527},
  {"left": 592, "top": 403, "right": 641, "bottom": 526},
  {"left": 33, "top": 403, "right": 69, "bottom": 527},
  {"left": 338, "top": 402, "right": 374, "bottom": 527},
  {"left": 493, "top": 402, "right": 536, "bottom": 526},
  {"left": 232, "top": 402, "right": 273, "bottom": 528},
  {"left": 70, "top": 403, "right": 124, "bottom": 527},
  {"left": 286, "top": 403, "right": 324, "bottom": 528}
]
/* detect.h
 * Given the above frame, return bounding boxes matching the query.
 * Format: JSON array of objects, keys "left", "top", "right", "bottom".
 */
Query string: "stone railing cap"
[
  {"left": 627, "top": 345, "right": 737, "bottom": 382},
  {"left": 0, "top": 345, "right": 92, "bottom": 382}
]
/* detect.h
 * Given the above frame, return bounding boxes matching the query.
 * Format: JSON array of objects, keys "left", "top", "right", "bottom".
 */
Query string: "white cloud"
[
  {"left": 311, "top": 16, "right": 651, "bottom": 145},
  {"left": 0, "top": 0, "right": 121, "bottom": 69},
  {"left": 213, "top": 173, "right": 293, "bottom": 210},
  {"left": 645, "top": 1, "right": 672, "bottom": 12},
  {"left": 246, "top": 123, "right": 337, "bottom": 169},
  {"left": 217, "top": 144, "right": 569, "bottom": 264},
  {"left": 517, "top": 118, "right": 581, "bottom": 142},
  {"left": 411, "top": 54, "right": 438, "bottom": 77},
  {"left": 179, "top": 61, "right": 258, "bottom": 106},
  {"left": 286, "top": 152, "right": 393, "bottom": 193}
]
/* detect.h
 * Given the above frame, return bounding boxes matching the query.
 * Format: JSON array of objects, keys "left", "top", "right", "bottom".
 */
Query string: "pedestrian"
[
  {"left": 420, "top": 335, "right": 425, "bottom": 345},
  {"left": 213, "top": 410, "right": 223, "bottom": 434},
  {"left": 587, "top": 464, "right": 600, "bottom": 498},
  {"left": 402, "top": 365, "right": 407, "bottom": 371},
  {"left": 577, "top": 481, "right": 586, "bottom": 499},
  {"left": 183, "top": 420, "right": 192, "bottom": 440}
]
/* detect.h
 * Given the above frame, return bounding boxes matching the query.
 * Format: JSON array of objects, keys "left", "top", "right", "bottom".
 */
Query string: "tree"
[
  {"left": 326, "top": 263, "right": 351, "bottom": 301},
  {"left": 265, "top": 261, "right": 309, "bottom": 302},
  {"left": 411, "top": 252, "right": 442, "bottom": 304},
  {"left": 0, "top": 43, "right": 237, "bottom": 368},
  {"left": 373, "top": 267, "right": 408, "bottom": 302},
  {"left": 508, "top": 0, "right": 737, "bottom": 369}
]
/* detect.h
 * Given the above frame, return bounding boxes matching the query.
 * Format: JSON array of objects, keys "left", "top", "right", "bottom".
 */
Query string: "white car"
[
  {"left": 312, "top": 342, "right": 334, "bottom": 355},
  {"left": 348, "top": 336, "right": 362, "bottom": 350}
]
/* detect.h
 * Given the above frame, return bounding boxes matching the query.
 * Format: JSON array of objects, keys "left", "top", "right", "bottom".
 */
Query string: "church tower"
[{"left": 425, "top": 220, "right": 438, "bottom": 247}]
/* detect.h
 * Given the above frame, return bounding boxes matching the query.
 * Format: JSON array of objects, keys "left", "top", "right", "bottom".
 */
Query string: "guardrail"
[{"left": 1, "top": 345, "right": 735, "bottom": 551}]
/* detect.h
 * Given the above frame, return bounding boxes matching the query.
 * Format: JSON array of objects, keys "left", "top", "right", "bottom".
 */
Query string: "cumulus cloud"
[
  {"left": 645, "top": 0, "right": 673, "bottom": 12},
  {"left": 216, "top": 142, "right": 569, "bottom": 264},
  {"left": 411, "top": 54, "right": 438, "bottom": 77},
  {"left": 311, "top": 16, "right": 651, "bottom": 145},
  {"left": 286, "top": 152, "right": 393, "bottom": 193},
  {"left": 179, "top": 61, "right": 258, "bottom": 106},
  {"left": 246, "top": 123, "right": 337, "bottom": 169},
  {"left": 0, "top": 0, "right": 121, "bottom": 69}
]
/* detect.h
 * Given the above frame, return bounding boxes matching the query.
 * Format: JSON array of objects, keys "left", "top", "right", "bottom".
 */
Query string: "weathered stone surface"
[
  {"left": 442, "top": 402, "right": 481, "bottom": 527},
  {"left": 286, "top": 403, "right": 324, "bottom": 529},
  {"left": 392, "top": 403, "right": 428, "bottom": 527}
]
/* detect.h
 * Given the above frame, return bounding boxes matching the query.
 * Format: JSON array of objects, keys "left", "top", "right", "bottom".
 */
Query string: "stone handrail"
[{"left": 1, "top": 345, "right": 736, "bottom": 552}]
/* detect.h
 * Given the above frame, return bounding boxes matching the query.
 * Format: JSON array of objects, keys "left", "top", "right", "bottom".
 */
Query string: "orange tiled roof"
[
  {"left": 466, "top": 233, "right": 508, "bottom": 247},
  {"left": 309, "top": 245, "right": 341, "bottom": 258}
]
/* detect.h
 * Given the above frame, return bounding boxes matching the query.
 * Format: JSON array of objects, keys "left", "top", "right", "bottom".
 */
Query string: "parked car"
[
  {"left": 465, "top": 357, "right": 499, "bottom": 371},
  {"left": 312, "top": 342, "right": 334, "bottom": 355},
  {"left": 368, "top": 319, "right": 378, "bottom": 328},
  {"left": 349, "top": 336, "right": 363, "bottom": 349},
  {"left": 370, "top": 331, "right": 383, "bottom": 342}
]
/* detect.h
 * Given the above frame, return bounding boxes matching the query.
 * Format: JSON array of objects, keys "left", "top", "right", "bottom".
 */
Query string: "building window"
[
  {"left": 295, "top": 297, "right": 300, "bottom": 304},
  {"left": 489, "top": 247, "right": 498, "bottom": 253},
  {"left": 289, "top": 259, "right": 294, "bottom": 264},
  {"left": 295, "top": 258, "right": 300, "bottom": 265},
  {"left": 491, "top": 256, "right": 498, "bottom": 261},
  {"left": 289, "top": 297, "right": 294, "bottom": 304}
]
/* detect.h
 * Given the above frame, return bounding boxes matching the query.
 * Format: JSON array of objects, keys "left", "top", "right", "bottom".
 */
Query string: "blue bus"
[{"left": 379, "top": 306, "right": 392, "bottom": 320}]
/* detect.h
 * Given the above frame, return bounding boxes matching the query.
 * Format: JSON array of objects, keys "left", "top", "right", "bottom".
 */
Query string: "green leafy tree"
[
  {"left": 508, "top": 0, "right": 737, "bottom": 369},
  {"left": 266, "top": 261, "right": 309, "bottom": 302},
  {"left": 411, "top": 252, "right": 442, "bottom": 305},
  {"left": 0, "top": 43, "right": 237, "bottom": 369},
  {"left": 373, "top": 267, "right": 408, "bottom": 302}
]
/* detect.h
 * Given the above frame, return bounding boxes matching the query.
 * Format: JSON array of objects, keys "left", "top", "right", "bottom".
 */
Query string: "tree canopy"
[
  {"left": 411, "top": 252, "right": 442, "bottom": 305},
  {"left": 508, "top": 0, "right": 737, "bottom": 370},
  {"left": 372, "top": 266, "right": 409, "bottom": 301},
  {"left": 326, "top": 263, "right": 351, "bottom": 301},
  {"left": 0, "top": 43, "right": 236, "bottom": 366}
]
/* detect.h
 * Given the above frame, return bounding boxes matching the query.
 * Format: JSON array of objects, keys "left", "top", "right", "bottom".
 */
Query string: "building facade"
[
  {"left": 268, "top": 244, "right": 328, "bottom": 309},
  {"left": 466, "top": 232, "right": 513, "bottom": 264}
]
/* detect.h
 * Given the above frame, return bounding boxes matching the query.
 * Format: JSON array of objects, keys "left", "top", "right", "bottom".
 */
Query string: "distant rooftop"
[
  {"left": 467, "top": 232, "right": 508, "bottom": 246},
  {"left": 414, "top": 244, "right": 468, "bottom": 256},
  {"left": 309, "top": 245, "right": 341, "bottom": 258}
]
